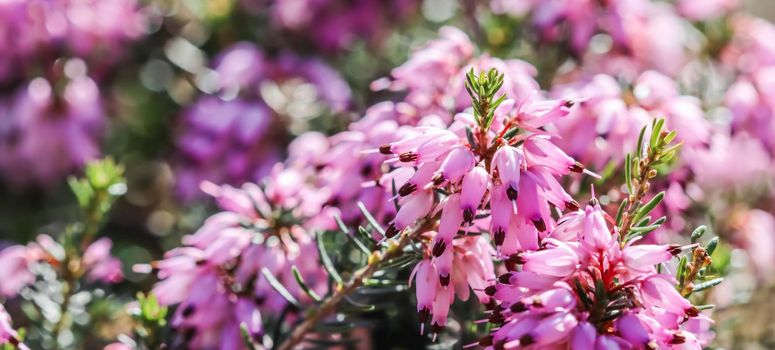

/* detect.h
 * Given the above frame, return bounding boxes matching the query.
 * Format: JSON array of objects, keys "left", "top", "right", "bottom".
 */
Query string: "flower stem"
[
  {"left": 276, "top": 220, "right": 433, "bottom": 350},
  {"left": 617, "top": 151, "right": 657, "bottom": 239}
]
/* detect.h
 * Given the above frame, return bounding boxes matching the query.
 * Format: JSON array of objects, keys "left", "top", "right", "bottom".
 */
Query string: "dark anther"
[
  {"left": 182, "top": 304, "right": 196, "bottom": 318},
  {"left": 519, "top": 334, "right": 536, "bottom": 346},
  {"left": 565, "top": 200, "right": 580, "bottom": 211},
  {"left": 498, "top": 273, "right": 512, "bottom": 284},
  {"left": 418, "top": 307, "right": 430, "bottom": 323},
  {"left": 685, "top": 307, "right": 700, "bottom": 317},
  {"left": 432, "top": 173, "right": 445, "bottom": 186},
  {"left": 379, "top": 144, "right": 392, "bottom": 154},
  {"left": 668, "top": 244, "right": 683, "bottom": 256},
  {"left": 510, "top": 302, "right": 528, "bottom": 313},
  {"left": 494, "top": 227, "right": 505, "bottom": 246},
  {"left": 399, "top": 151, "right": 418, "bottom": 162},
  {"left": 532, "top": 218, "right": 546, "bottom": 232},
  {"left": 360, "top": 164, "right": 372, "bottom": 177},
  {"left": 439, "top": 274, "right": 450, "bottom": 287},
  {"left": 463, "top": 207, "right": 475, "bottom": 224},
  {"left": 385, "top": 224, "right": 399, "bottom": 239},
  {"left": 398, "top": 183, "right": 417, "bottom": 196},
  {"left": 569, "top": 161, "right": 585, "bottom": 173},
  {"left": 506, "top": 186, "right": 519, "bottom": 201},
  {"left": 669, "top": 334, "right": 686, "bottom": 345},
  {"left": 432, "top": 240, "right": 447, "bottom": 257},
  {"left": 484, "top": 285, "right": 498, "bottom": 296}
]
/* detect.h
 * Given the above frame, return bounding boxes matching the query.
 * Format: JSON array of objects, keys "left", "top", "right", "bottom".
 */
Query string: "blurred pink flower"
[{"left": 0, "top": 76, "right": 104, "bottom": 188}]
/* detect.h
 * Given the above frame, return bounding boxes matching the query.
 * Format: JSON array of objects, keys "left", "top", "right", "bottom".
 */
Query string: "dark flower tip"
[
  {"left": 418, "top": 307, "right": 430, "bottom": 323},
  {"left": 463, "top": 207, "right": 475, "bottom": 225},
  {"left": 520, "top": 334, "right": 535, "bottom": 346},
  {"left": 532, "top": 217, "right": 546, "bottom": 232},
  {"left": 494, "top": 228, "right": 505, "bottom": 246},
  {"left": 398, "top": 183, "right": 417, "bottom": 196},
  {"left": 569, "top": 161, "right": 585, "bottom": 173},
  {"left": 498, "top": 273, "right": 511, "bottom": 284},
  {"left": 670, "top": 334, "right": 686, "bottom": 345},
  {"left": 668, "top": 244, "right": 683, "bottom": 256},
  {"left": 484, "top": 285, "right": 498, "bottom": 296},
  {"left": 685, "top": 306, "right": 700, "bottom": 317},
  {"left": 439, "top": 274, "right": 450, "bottom": 287},
  {"left": 506, "top": 186, "right": 519, "bottom": 201},
  {"left": 432, "top": 240, "right": 447, "bottom": 257},
  {"left": 385, "top": 224, "right": 399, "bottom": 239},
  {"left": 379, "top": 144, "right": 392, "bottom": 154},
  {"left": 399, "top": 151, "right": 418, "bottom": 162},
  {"left": 510, "top": 302, "right": 528, "bottom": 313},
  {"left": 432, "top": 173, "right": 445, "bottom": 186}
]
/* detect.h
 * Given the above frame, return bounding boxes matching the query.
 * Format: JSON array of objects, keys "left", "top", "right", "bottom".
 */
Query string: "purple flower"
[
  {"left": 0, "top": 304, "right": 28, "bottom": 350},
  {"left": 480, "top": 200, "right": 709, "bottom": 349},
  {"left": 175, "top": 43, "right": 351, "bottom": 200},
  {"left": 0, "top": 76, "right": 104, "bottom": 188},
  {"left": 258, "top": 0, "right": 419, "bottom": 52},
  {"left": 0, "top": 234, "right": 122, "bottom": 298},
  {"left": 142, "top": 170, "right": 328, "bottom": 348},
  {"left": 0, "top": 0, "right": 146, "bottom": 81},
  {"left": 375, "top": 68, "right": 590, "bottom": 330}
]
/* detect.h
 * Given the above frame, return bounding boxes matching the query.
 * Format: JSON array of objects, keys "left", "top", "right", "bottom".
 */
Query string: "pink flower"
[
  {"left": 0, "top": 76, "right": 104, "bottom": 188},
  {"left": 0, "top": 245, "right": 36, "bottom": 297},
  {"left": 82, "top": 238, "right": 124, "bottom": 284},
  {"left": 144, "top": 175, "right": 328, "bottom": 348},
  {"left": 481, "top": 199, "right": 709, "bottom": 349},
  {"left": 175, "top": 43, "right": 351, "bottom": 201},
  {"left": 0, "top": 304, "right": 27, "bottom": 350}
]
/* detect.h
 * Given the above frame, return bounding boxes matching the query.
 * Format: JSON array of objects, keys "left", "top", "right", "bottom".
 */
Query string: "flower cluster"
[
  {"left": 0, "top": 0, "right": 146, "bottom": 188},
  {"left": 376, "top": 68, "right": 593, "bottom": 332},
  {"left": 0, "top": 0, "right": 145, "bottom": 82},
  {"left": 141, "top": 166, "right": 329, "bottom": 348},
  {"left": 549, "top": 70, "right": 709, "bottom": 176},
  {"left": 491, "top": 0, "right": 693, "bottom": 77},
  {"left": 479, "top": 199, "right": 712, "bottom": 349},
  {"left": 0, "top": 304, "right": 27, "bottom": 350},
  {"left": 372, "top": 26, "right": 540, "bottom": 124},
  {"left": 242, "top": 0, "right": 418, "bottom": 52},
  {"left": 0, "top": 73, "right": 104, "bottom": 188},
  {"left": 175, "top": 42, "right": 351, "bottom": 200},
  {"left": 0, "top": 235, "right": 123, "bottom": 298}
]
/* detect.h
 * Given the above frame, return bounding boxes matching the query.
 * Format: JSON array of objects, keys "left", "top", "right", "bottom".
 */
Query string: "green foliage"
[
  {"left": 128, "top": 293, "right": 168, "bottom": 350},
  {"left": 465, "top": 68, "right": 506, "bottom": 131}
]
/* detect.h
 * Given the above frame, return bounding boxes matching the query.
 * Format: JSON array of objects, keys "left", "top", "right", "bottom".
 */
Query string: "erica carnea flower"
[
  {"left": 379, "top": 68, "right": 591, "bottom": 332},
  {"left": 259, "top": 0, "right": 419, "bottom": 51},
  {"left": 0, "top": 0, "right": 146, "bottom": 81},
  {"left": 141, "top": 167, "right": 328, "bottom": 349},
  {"left": 411, "top": 234, "right": 495, "bottom": 335},
  {"left": 0, "top": 304, "right": 28, "bottom": 350},
  {"left": 491, "top": 0, "right": 691, "bottom": 77},
  {"left": 479, "top": 200, "right": 711, "bottom": 349},
  {"left": 0, "top": 235, "right": 123, "bottom": 298},
  {"left": 287, "top": 101, "right": 408, "bottom": 226},
  {"left": 549, "top": 71, "right": 709, "bottom": 172},
  {"left": 372, "top": 26, "right": 540, "bottom": 125},
  {"left": 0, "top": 74, "right": 105, "bottom": 188},
  {"left": 175, "top": 43, "right": 351, "bottom": 200}
]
